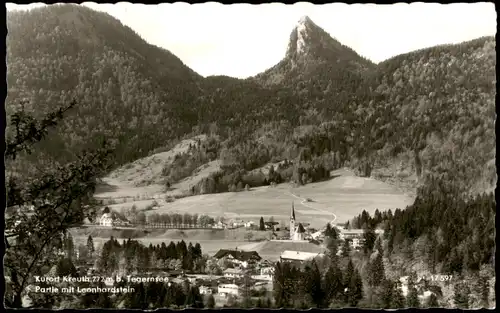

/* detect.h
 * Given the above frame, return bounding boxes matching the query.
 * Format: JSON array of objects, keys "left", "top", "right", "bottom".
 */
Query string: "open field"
[
  {"left": 71, "top": 225, "right": 322, "bottom": 260},
  {"left": 94, "top": 135, "right": 210, "bottom": 201},
  {"left": 71, "top": 227, "right": 277, "bottom": 257},
  {"left": 94, "top": 167, "right": 415, "bottom": 229},
  {"left": 94, "top": 135, "right": 222, "bottom": 205},
  {"left": 94, "top": 133, "right": 415, "bottom": 229},
  {"left": 132, "top": 168, "right": 415, "bottom": 228},
  {"left": 71, "top": 227, "right": 274, "bottom": 241}
]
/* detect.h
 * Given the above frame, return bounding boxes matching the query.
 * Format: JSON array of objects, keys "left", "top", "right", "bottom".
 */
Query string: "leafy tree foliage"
[
  {"left": 352, "top": 182, "right": 495, "bottom": 276},
  {"left": 454, "top": 281, "right": 471, "bottom": 309},
  {"left": 4, "top": 101, "right": 112, "bottom": 308},
  {"left": 95, "top": 238, "right": 204, "bottom": 275},
  {"left": 86, "top": 235, "right": 95, "bottom": 259},
  {"left": 205, "top": 294, "right": 215, "bottom": 308},
  {"left": 368, "top": 250, "right": 385, "bottom": 287},
  {"left": 406, "top": 273, "right": 420, "bottom": 308},
  {"left": 259, "top": 217, "right": 266, "bottom": 231}
]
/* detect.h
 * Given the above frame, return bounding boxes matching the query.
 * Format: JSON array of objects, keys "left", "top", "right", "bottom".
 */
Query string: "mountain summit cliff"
[{"left": 254, "top": 16, "right": 375, "bottom": 87}]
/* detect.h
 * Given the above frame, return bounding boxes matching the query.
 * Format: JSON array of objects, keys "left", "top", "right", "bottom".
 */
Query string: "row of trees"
[
  {"left": 145, "top": 212, "right": 216, "bottom": 228},
  {"left": 96, "top": 237, "right": 205, "bottom": 275},
  {"left": 56, "top": 234, "right": 206, "bottom": 274},
  {"left": 29, "top": 235, "right": 214, "bottom": 309},
  {"left": 112, "top": 205, "right": 219, "bottom": 228}
]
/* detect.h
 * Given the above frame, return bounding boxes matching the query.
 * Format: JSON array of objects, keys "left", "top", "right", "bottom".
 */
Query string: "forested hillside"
[
  {"left": 6, "top": 4, "right": 203, "bottom": 167},
  {"left": 365, "top": 37, "right": 496, "bottom": 193},
  {"left": 6, "top": 4, "right": 496, "bottom": 195},
  {"left": 193, "top": 35, "right": 496, "bottom": 195},
  {"left": 344, "top": 180, "right": 495, "bottom": 308}
]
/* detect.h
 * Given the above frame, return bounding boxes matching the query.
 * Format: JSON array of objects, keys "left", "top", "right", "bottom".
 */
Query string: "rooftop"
[
  {"left": 339, "top": 228, "right": 365, "bottom": 234},
  {"left": 237, "top": 240, "right": 325, "bottom": 261},
  {"left": 224, "top": 268, "right": 244, "bottom": 274},
  {"left": 213, "top": 249, "right": 262, "bottom": 261},
  {"left": 296, "top": 223, "right": 306, "bottom": 233},
  {"left": 100, "top": 213, "right": 112, "bottom": 219},
  {"left": 280, "top": 250, "right": 325, "bottom": 261},
  {"left": 171, "top": 278, "right": 185, "bottom": 285},
  {"left": 218, "top": 283, "right": 239, "bottom": 288}
]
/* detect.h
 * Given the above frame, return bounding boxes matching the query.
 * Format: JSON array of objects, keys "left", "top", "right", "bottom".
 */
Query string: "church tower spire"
[{"left": 290, "top": 202, "right": 296, "bottom": 240}]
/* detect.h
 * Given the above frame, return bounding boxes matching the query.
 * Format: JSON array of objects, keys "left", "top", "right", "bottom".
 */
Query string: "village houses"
[
  {"left": 223, "top": 268, "right": 245, "bottom": 279},
  {"left": 213, "top": 249, "right": 262, "bottom": 268},
  {"left": 280, "top": 250, "right": 325, "bottom": 264},
  {"left": 218, "top": 283, "right": 239, "bottom": 297}
]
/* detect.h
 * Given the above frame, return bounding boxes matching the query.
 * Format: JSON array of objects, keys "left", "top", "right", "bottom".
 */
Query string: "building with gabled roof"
[
  {"left": 280, "top": 250, "right": 325, "bottom": 264},
  {"left": 199, "top": 286, "right": 213, "bottom": 295},
  {"left": 99, "top": 208, "right": 130, "bottom": 227},
  {"left": 213, "top": 249, "right": 262, "bottom": 263},
  {"left": 99, "top": 213, "right": 114, "bottom": 227},
  {"left": 223, "top": 268, "right": 245, "bottom": 279},
  {"left": 218, "top": 283, "right": 239, "bottom": 297}
]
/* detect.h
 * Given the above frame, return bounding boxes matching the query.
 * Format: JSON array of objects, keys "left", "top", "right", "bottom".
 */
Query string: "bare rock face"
[{"left": 255, "top": 15, "right": 374, "bottom": 87}]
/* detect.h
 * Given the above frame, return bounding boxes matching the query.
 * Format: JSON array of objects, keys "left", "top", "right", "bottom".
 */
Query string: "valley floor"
[{"left": 85, "top": 167, "right": 415, "bottom": 260}]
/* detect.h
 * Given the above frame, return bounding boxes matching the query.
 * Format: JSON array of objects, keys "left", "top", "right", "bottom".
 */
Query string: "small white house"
[
  {"left": 260, "top": 266, "right": 274, "bottom": 276},
  {"left": 199, "top": 286, "right": 213, "bottom": 295},
  {"left": 254, "top": 264, "right": 274, "bottom": 280},
  {"left": 244, "top": 221, "right": 255, "bottom": 228},
  {"left": 351, "top": 238, "right": 362, "bottom": 249},
  {"left": 228, "top": 257, "right": 248, "bottom": 268},
  {"left": 99, "top": 213, "right": 114, "bottom": 227},
  {"left": 223, "top": 268, "right": 244, "bottom": 279},
  {"left": 338, "top": 229, "right": 365, "bottom": 240},
  {"left": 231, "top": 220, "right": 245, "bottom": 227},
  {"left": 218, "top": 283, "right": 239, "bottom": 297},
  {"left": 213, "top": 221, "right": 226, "bottom": 229}
]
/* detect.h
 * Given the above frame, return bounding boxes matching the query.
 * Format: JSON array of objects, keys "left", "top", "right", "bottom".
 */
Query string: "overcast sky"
[{"left": 6, "top": 2, "right": 497, "bottom": 78}]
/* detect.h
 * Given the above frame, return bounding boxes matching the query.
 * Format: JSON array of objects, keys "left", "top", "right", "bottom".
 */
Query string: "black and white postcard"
[{"left": 4, "top": 2, "right": 496, "bottom": 309}]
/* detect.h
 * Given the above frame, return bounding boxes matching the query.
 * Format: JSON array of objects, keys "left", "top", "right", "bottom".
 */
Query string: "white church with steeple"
[{"left": 289, "top": 202, "right": 306, "bottom": 241}]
